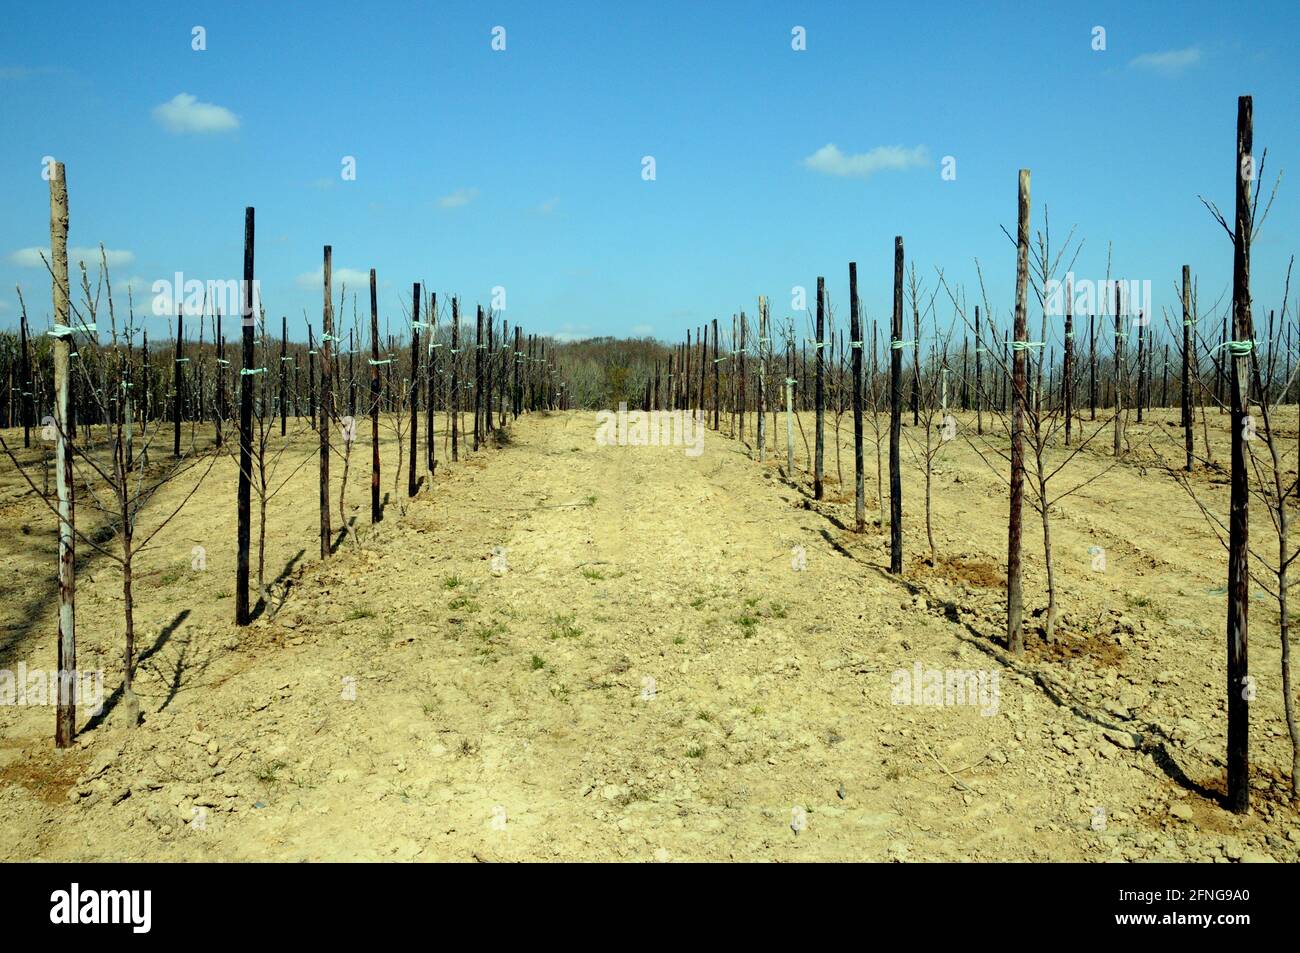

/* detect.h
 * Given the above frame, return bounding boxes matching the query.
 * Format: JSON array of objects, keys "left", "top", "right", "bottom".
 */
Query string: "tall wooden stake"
[
  {"left": 408, "top": 282, "right": 421, "bottom": 497},
  {"left": 235, "top": 207, "right": 255, "bottom": 626},
  {"left": 319, "top": 246, "right": 334, "bottom": 559},
  {"left": 1008, "top": 170, "right": 1030, "bottom": 656},
  {"left": 814, "top": 277, "right": 825, "bottom": 499},
  {"left": 1226, "top": 95, "right": 1253, "bottom": 813},
  {"left": 889, "top": 239, "right": 904, "bottom": 574},
  {"left": 369, "top": 269, "right": 382, "bottom": 523},
  {"left": 50, "top": 162, "right": 77, "bottom": 745},
  {"left": 850, "top": 262, "right": 865, "bottom": 531}
]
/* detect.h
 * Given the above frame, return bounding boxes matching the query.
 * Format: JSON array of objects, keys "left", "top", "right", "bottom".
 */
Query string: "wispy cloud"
[
  {"left": 295, "top": 265, "right": 372, "bottom": 290},
  {"left": 630, "top": 323, "right": 654, "bottom": 336},
  {"left": 802, "top": 143, "right": 930, "bottom": 179},
  {"left": 535, "top": 197, "right": 560, "bottom": 215},
  {"left": 438, "top": 187, "right": 480, "bottom": 209},
  {"left": 9, "top": 246, "right": 135, "bottom": 268},
  {"left": 1129, "top": 46, "right": 1202, "bottom": 75},
  {"left": 152, "top": 93, "right": 240, "bottom": 134}
]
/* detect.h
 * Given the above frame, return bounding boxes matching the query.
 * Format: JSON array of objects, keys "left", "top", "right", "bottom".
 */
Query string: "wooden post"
[
  {"left": 1089, "top": 314, "right": 1097, "bottom": 420},
  {"left": 739, "top": 313, "right": 747, "bottom": 440},
  {"left": 427, "top": 292, "right": 437, "bottom": 474},
  {"left": 1136, "top": 314, "right": 1146, "bottom": 423},
  {"left": 975, "top": 305, "right": 984, "bottom": 435},
  {"left": 814, "top": 277, "right": 825, "bottom": 499},
  {"left": 1182, "top": 265, "right": 1194, "bottom": 471},
  {"left": 408, "top": 282, "right": 421, "bottom": 497},
  {"left": 712, "top": 317, "right": 720, "bottom": 430},
  {"left": 473, "top": 305, "right": 483, "bottom": 451},
  {"left": 214, "top": 310, "right": 224, "bottom": 448},
  {"left": 451, "top": 298, "right": 460, "bottom": 461},
  {"left": 319, "top": 246, "right": 334, "bottom": 559},
  {"left": 1113, "top": 287, "right": 1123, "bottom": 455},
  {"left": 235, "top": 207, "right": 255, "bottom": 625},
  {"left": 1161, "top": 343, "right": 1169, "bottom": 409},
  {"left": 369, "top": 270, "right": 382, "bottom": 523},
  {"left": 485, "top": 311, "right": 495, "bottom": 435},
  {"left": 513, "top": 325, "right": 522, "bottom": 419},
  {"left": 1225, "top": 95, "right": 1253, "bottom": 814},
  {"left": 850, "top": 262, "right": 865, "bottom": 531},
  {"left": 889, "top": 239, "right": 904, "bottom": 574},
  {"left": 1064, "top": 277, "right": 1074, "bottom": 445},
  {"left": 173, "top": 310, "right": 183, "bottom": 457},
  {"left": 279, "top": 315, "right": 287, "bottom": 436},
  {"left": 1008, "top": 170, "right": 1030, "bottom": 656},
  {"left": 19, "top": 307, "right": 31, "bottom": 448},
  {"left": 49, "top": 162, "right": 77, "bottom": 746}
]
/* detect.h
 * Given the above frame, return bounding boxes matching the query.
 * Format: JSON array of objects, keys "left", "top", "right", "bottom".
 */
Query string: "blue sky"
[{"left": 1, "top": 1, "right": 1297, "bottom": 346}]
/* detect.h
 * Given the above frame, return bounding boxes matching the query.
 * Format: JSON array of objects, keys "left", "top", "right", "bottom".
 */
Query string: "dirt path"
[{"left": 1, "top": 410, "right": 1296, "bottom": 861}]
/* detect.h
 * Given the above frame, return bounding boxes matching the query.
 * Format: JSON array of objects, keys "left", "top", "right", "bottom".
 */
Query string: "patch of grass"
[
  {"left": 448, "top": 595, "right": 480, "bottom": 614},
  {"left": 530, "top": 654, "right": 546, "bottom": 671},
  {"left": 734, "top": 614, "right": 760, "bottom": 637},
  {"left": 345, "top": 607, "right": 375, "bottom": 621},
  {"left": 580, "top": 567, "right": 606, "bottom": 581},
  {"left": 254, "top": 759, "right": 288, "bottom": 785},
  {"left": 159, "top": 566, "right": 184, "bottom": 587},
  {"left": 442, "top": 575, "right": 464, "bottom": 590},
  {"left": 696, "top": 710, "right": 713, "bottom": 722},
  {"left": 685, "top": 746, "right": 706, "bottom": 760},
  {"left": 473, "top": 621, "right": 507, "bottom": 641},
  {"left": 767, "top": 602, "right": 788, "bottom": 619},
  {"left": 215, "top": 590, "right": 232, "bottom": 599},
  {"left": 672, "top": 635, "right": 686, "bottom": 645},
  {"left": 689, "top": 596, "right": 707, "bottom": 609},
  {"left": 548, "top": 613, "right": 583, "bottom": 640},
  {"left": 750, "top": 705, "right": 765, "bottom": 716},
  {"left": 743, "top": 597, "right": 759, "bottom": 608}
]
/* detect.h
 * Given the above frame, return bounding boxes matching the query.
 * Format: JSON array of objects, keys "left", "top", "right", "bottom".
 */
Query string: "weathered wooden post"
[
  {"left": 451, "top": 298, "right": 460, "bottom": 461},
  {"left": 427, "top": 291, "right": 437, "bottom": 474},
  {"left": 850, "top": 262, "right": 865, "bottom": 531},
  {"left": 19, "top": 307, "right": 31, "bottom": 448},
  {"left": 1008, "top": 170, "right": 1030, "bottom": 656},
  {"left": 473, "top": 305, "right": 483, "bottom": 451},
  {"left": 279, "top": 315, "right": 287, "bottom": 436},
  {"left": 369, "top": 269, "right": 382, "bottom": 523},
  {"left": 1136, "top": 313, "right": 1146, "bottom": 423},
  {"left": 235, "top": 207, "right": 255, "bottom": 626},
  {"left": 513, "top": 325, "right": 523, "bottom": 419},
  {"left": 1225, "top": 95, "right": 1253, "bottom": 813},
  {"left": 408, "top": 282, "right": 421, "bottom": 497},
  {"left": 814, "top": 277, "right": 825, "bottom": 499},
  {"left": 173, "top": 309, "right": 183, "bottom": 457},
  {"left": 214, "top": 309, "right": 225, "bottom": 447},
  {"left": 1113, "top": 286, "right": 1124, "bottom": 456},
  {"left": 889, "top": 239, "right": 904, "bottom": 574},
  {"left": 1088, "top": 314, "right": 1097, "bottom": 420},
  {"left": 739, "top": 313, "right": 747, "bottom": 440},
  {"left": 485, "top": 311, "right": 495, "bottom": 435},
  {"left": 974, "top": 304, "right": 984, "bottom": 435},
  {"left": 1064, "top": 276, "right": 1074, "bottom": 445},
  {"left": 319, "top": 246, "right": 334, "bottom": 559},
  {"left": 1182, "top": 265, "right": 1194, "bottom": 471},
  {"left": 49, "top": 162, "right": 77, "bottom": 745},
  {"left": 712, "top": 317, "right": 720, "bottom": 430}
]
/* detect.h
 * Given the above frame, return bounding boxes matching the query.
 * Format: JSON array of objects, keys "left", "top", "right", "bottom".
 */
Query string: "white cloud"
[
  {"left": 8, "top": 246, "right": 134, "bottom": 267},
  {"left": 536, "top": 197, "right": 560, "bottom": 214},
  {"left": 630, "top": 323, "right": 655, "bottom": 336},
  {"left": 438, "top": 187, "right": 480, "bottom": 209},
  {"left": 1129, "top": 46, "right": 1202, "bottom": 75},
  {"left": 296, "top": 265, "right": 373, "bottom": 290},
  {"left": 803, "top": 143, "right": 930, "bottom": 179},
  {"left": 152, "top": 93, "right": 239, "bottom": 134}
]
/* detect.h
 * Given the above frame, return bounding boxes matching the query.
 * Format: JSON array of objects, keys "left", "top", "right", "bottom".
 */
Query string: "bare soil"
[{"left": 1, "top": 406, "right": 1298, "bottom": 861}]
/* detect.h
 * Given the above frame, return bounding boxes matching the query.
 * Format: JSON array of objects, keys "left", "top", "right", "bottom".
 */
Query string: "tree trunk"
[{"left": 1008, "top": 170, "right": 1030, "bottom": 656}]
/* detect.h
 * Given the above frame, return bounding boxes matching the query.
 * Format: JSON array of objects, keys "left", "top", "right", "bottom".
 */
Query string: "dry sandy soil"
[{"left": 1, "top": 403, "right": 1299, "bottom": 861}]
